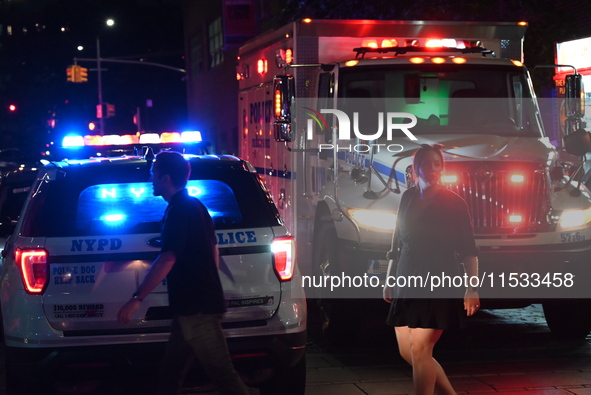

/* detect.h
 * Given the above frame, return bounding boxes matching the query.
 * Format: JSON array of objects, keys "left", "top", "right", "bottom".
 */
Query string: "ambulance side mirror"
[
  {"left": 564, "top": 128, "right": 591, "bottom": 157},
  {"left": 565, "top": 74, "right": 585, "bottom": 118},
  {"left": 273, "top": 75, "right": 295, "bottom": 142}
]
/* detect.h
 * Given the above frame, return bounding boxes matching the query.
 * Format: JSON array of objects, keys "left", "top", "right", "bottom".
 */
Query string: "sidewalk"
[
  {"left": 304, "top": 344, "right": 591, "bottom": 395},
  {"left": 184, "top": 343, "right": 591, "bottom": 395}
]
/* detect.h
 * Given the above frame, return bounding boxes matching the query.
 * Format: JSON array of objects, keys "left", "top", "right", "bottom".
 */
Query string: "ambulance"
[{"left": 237, "top": 19, "right": 591, "bottom": 339}]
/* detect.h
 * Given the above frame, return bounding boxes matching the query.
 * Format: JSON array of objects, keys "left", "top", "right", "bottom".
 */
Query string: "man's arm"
[
  {"left": 117, "top": 250, "right": 176, "bottom": 324},
  {"left": 136, "top": 251, "right": 176, "bottom": 300}
]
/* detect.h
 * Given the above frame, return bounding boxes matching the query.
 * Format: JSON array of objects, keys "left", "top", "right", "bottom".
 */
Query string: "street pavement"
[
  {"left": 180, "top": 304, "right": 591, "bottom": 395},
  {"left": 4, "top": 304, "right": 591, "bottom": 394}
]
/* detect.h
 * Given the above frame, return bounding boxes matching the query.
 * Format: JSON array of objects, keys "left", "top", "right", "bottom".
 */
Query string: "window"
[
  {"left": 76, "top": 180, "right": 242, "bottom": 234},
  {"left": 22, "top": 163, "right": 281, "bottom": 237},
  {"left": 208, "top": 17, "right": 224, "bottom": 68},
  {"left": 189, "top": 33, "right": 204, "bottom": 76}
]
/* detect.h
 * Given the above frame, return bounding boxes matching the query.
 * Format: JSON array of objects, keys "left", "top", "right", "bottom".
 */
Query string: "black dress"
[{"left": 386, "top": 186, "right": 478, "bottom": 330}]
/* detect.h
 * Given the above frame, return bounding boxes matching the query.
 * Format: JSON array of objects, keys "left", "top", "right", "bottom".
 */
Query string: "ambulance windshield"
[{"left": 337, "top": 64, "right": 544, "bottom": 138}]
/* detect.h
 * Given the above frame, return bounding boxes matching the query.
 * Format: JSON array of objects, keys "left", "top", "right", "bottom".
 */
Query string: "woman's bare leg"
[{"left": 394, "top": 326, "right": 457, "bottom": 395}]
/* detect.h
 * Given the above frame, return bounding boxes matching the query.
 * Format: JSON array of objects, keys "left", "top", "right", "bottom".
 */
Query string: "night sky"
[
  {"left": 1, "top": 0, "right": 590, "bottom": 158},
  {"left": 0, "top": 0, "right": 186, "bottom": 156}
]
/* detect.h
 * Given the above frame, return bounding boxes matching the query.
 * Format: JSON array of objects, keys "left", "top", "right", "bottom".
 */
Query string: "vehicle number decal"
[
  {"left": 53, "top": 303, "right": 104, "bottom": 319},
  {"left": 226, "top": 296, "right": 273, "bottom": 308},
  {"left": 560, "top": 232, "right": 586, "bottom": 243},
  {"left": 52, "top": 265, "right": 97, "bottom": 285}
]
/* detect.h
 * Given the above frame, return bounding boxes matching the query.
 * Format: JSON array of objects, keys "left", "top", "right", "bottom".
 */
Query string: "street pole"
[{"left": 96, "top": 37, "right": 104, "bottom": 135}]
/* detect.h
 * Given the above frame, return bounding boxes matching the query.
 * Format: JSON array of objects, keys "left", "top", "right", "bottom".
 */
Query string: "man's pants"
[{"left": 157, "top": 313, "right": 250, "bottom": 395}]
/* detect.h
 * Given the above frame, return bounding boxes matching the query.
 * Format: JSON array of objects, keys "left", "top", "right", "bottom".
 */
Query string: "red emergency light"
[
  {"left": 257, "top": 59, "right": 268, "bottom": 74},
  {"left": 442, "top": 174, "right": 458, "bottom": 183},
  {"left": 509, "top": 215, "right": 523, "bottom": 223},
  {"left": 274, "top": 90, "right": 282, "bottom": 117}
]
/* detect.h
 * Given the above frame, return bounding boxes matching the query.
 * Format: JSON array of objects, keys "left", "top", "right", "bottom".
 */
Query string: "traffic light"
[
  {"left": 66, "top": 65, "right": 88, "bottom": 83},
  {"left": 106, "top": 103, "right": 116, "bottom": 118},
  {"left": 78, "top": 67, "right": 88, "bottom": 82}
]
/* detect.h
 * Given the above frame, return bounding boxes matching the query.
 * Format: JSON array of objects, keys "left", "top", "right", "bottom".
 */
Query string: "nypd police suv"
[{"left": 0, "top": 154, "right": 306, "bottom": 394}]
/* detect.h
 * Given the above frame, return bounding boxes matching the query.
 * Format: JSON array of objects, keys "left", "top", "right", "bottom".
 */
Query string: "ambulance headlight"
[
  {"left": 345, "top": 208, "right": 396, "bottom": 232},
  {"left": 558, "top": 207, "right": 591, "bottom": 230}
]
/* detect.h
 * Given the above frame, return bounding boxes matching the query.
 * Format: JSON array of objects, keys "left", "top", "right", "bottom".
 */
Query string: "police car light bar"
[{"left": 62, "top": 131, "right": 202, "bottom": 148}]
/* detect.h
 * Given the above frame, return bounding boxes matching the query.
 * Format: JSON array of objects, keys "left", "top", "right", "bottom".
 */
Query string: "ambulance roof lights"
[
  {"left": 381, "top": 39, "right": 398, "bottom": 48},
  {"left": 517, "top": 21, "right": 528, "bottom": 26},
  {"left": 452, "top": 57, "right": 467, "bottom": 64},
  {"left": 410, "top": 57, "right": 425, "bottom": 64},
  {"left": 345, "top": 60, "right": 359, "bottom": 67},
  {"left": 431, "top": 57, "right": 446, "bottom": 64},
  {"left": 425, "top": 38, "right": 458, "bottom": 48},
  {"left": 444, "top": 39, "right": 459, "bottom": 48},
  {"left": 405, "top": 39, "right": 419, "bottom": 47},
  {"left": 361, "top": 39, "right": 378, "bottom": 49},
  {"left": 465, "top": 40, "right": 483, "bottom": 48},
  {"left": 425, "top": 39, "right": 442, "bottom": 48},
  {"left": 302, "top": 18, "right": 312, "bottom": 23},
  {"left": 354, "top": 41, "right": 493, "bottom": 59}
]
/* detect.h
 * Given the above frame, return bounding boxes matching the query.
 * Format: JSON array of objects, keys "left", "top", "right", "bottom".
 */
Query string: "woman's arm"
[
  {"left": 463, "top": 255, "right": 480, "bottom": 316},
  {"left": 383, "top": 258, "right": 397, "bottom": 303}
]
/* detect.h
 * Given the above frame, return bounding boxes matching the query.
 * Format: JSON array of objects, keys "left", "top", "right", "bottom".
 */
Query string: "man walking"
[{"left": 117, "top": 151, "right": 249, "bottom": 395}]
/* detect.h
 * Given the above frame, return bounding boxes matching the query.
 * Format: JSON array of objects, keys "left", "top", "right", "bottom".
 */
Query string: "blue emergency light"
[{"left": 77, "top": 180, "right": 241, "bottom": 230}]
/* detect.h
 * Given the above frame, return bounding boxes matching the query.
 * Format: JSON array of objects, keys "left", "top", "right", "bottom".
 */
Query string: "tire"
[
  {"left": 542, "top": 299, "right": 591, "bottom": 339},
  {"left": 311, "top": 222, "right": 360, "bottom": 345},
  {"left": 258, "top": 356, "right": 306, "bottom": 395},
  {"left": 4, "top": 367, "right": 39, "bottom": 395}
]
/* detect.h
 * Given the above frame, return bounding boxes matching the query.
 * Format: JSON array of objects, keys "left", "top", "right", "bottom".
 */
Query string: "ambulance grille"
[{"left": 444, "top": 162, "right": 549, "bottom": 233}]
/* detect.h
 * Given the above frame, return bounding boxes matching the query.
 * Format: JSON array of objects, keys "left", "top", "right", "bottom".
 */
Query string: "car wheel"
[
  {"left": 5, "top": 367, "right": 38, "bottom": 395},
  {"left": 258, "top": 356, "right": 306, "bottom": 395},
  {"left": 542, "top": 299, "right": 591, "bottom": 339},
  {"left": 311, "top": 222, "right": 360, "bottom": 345}
]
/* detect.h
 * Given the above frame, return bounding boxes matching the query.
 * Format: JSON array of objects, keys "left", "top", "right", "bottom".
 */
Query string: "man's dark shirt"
[{"left": 161, "top": 189, "right": 226, "bottom": 316}]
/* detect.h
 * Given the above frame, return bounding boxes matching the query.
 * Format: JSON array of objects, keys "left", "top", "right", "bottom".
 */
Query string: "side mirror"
[
  {"left": 273, "top": 75, "right": 295, "bottom": 142},
  {"left": 565, "top": 74, "right": 585, "bottom": 118},
  {"left": 564, "top": 128, "right": 591, "bottom": 156}
]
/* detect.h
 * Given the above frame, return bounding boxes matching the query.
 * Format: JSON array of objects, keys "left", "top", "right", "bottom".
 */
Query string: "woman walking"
[{"left": 383, "top": 144, "right": 480, "bottom": 395}]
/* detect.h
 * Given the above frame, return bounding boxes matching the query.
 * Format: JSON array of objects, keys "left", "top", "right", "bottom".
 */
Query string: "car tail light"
[
  {"left": 15, "top": 249, "right": 48, "bottom": 294},
  {"left": 272, "top": 236, "right": 295, "bottom": 281}
]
